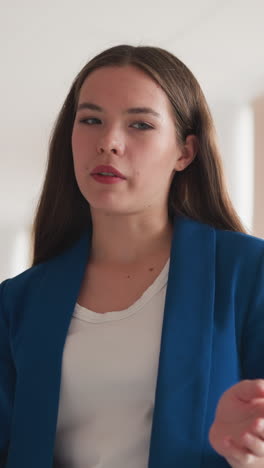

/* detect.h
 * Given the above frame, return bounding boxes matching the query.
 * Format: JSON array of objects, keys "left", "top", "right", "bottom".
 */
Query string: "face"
[{"left": 72, "top": 65, "right": 192, "bottom": 219}]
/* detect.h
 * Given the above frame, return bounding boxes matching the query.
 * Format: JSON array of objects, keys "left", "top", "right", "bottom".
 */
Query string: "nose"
[
  {"left": 96, "top": 128, "right": 125, "bottom": 156},
  {"left": 97, "top": 146, "right": 118, "bottom": 155}
]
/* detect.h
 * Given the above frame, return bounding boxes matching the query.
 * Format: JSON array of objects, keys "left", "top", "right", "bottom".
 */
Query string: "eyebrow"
[{"left": 76, "top": 102, "right": 161, "bottom": 119}]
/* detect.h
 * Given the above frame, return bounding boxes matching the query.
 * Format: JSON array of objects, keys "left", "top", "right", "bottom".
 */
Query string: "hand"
[{"left": 209, "top": 379, "right": 264, "bottom": 468}]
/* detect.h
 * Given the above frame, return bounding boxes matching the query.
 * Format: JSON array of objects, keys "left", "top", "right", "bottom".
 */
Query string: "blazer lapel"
[{"left": 148, "top": 216, "right": 216, "bottom": 468}]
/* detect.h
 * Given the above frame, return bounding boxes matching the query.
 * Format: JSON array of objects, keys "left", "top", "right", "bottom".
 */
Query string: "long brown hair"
[{"left": 30, "top": 44, "right": 246, "bottom": 267}]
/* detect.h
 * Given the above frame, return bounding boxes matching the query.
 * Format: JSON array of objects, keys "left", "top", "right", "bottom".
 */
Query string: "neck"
[{"left": 89, "top": 212, "right": 173, "bottom": 265}]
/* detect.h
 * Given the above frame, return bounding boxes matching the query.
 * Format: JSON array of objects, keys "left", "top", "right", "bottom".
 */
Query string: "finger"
[
  {"left": 251, "top": 417, "right": 264, "bottom": 439},
  {"left": 224, "top": 437, "right": 256, "bottom": 465},
  {"left": 242, "top": 432, "right": 264, "bottom": 457},
  {"left": 233, "top": 379, "right": 264, "bottom": 403}
]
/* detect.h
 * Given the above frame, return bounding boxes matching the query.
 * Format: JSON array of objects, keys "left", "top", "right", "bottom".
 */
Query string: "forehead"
[{"left": 78, "top": 65, "right": 172, "bottom": 114}]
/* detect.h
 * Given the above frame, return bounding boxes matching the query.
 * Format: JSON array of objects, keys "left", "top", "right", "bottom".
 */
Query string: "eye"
[
  {"left": 79, "top": 117, "right": 101, "bottom": 125},
  {"left": 131, "top": 122, "right": 154, "bottom": 130}
]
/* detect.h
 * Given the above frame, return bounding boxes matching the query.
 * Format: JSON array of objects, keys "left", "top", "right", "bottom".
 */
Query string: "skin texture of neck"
[{"left": 89, "top": 209, "right": 173, "bottom": 266}]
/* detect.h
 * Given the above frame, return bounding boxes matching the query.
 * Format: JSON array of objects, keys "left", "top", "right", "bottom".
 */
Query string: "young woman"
[{"left": 0, "top": 44, "right": 264, "bottom": 468}]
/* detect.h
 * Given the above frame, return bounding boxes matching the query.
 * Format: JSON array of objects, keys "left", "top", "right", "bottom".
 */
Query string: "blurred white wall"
[
  {"left": 0, "top": 224, "right": 31, "bottom": 281},
  {"left": 211, "top": 102, "right": 254, "bottom": 233},
  {"left": 252, "top": 96, "right": 264, "bottom": 238}
]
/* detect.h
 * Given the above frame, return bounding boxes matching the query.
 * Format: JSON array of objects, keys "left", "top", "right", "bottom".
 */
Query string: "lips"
[{"left": 91, "top": 165, "right": 126, "bottom": 179}]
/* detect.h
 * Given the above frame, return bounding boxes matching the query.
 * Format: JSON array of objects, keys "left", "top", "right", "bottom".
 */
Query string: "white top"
[{"left": 54, "top": 258, "right": 170, "bottom": 468}]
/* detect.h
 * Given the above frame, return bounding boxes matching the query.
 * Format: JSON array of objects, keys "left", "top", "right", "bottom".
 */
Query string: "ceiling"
[{"left": 1, "top": 0, "right": 264, "bottom": 226}]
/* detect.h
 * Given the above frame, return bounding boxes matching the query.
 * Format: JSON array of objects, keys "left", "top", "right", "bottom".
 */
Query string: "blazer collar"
[{"left": 7, "top": 215, "right": 216, "bottom": 468}]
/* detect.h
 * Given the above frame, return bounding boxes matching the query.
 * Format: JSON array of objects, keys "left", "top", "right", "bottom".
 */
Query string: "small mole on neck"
[{"left": 149, "top": 267, "right": 154, "bottom": 272}]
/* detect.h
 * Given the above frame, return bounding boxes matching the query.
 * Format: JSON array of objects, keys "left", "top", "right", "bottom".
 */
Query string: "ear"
[{"left": 175, "top": 135, "right": 198, "bottom": 171}]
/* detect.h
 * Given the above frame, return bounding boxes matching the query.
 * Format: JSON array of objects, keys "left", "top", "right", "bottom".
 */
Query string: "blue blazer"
[{"left": 1, "top": 215, "right": 264, "bottom": 468}]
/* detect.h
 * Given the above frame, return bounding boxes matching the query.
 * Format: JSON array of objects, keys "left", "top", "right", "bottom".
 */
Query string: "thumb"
[{"left": 232, "top": 379, "right": 264, "bottom": 403}]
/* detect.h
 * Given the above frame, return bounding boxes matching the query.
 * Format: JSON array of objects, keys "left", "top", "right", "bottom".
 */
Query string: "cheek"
[
  {"left": 71, "top": 135, "right": 85, "bottom": 182},
  {"left": 71, "top": 132, "right": 80, "bottom": 168},
  {"left": 71, "top": 127, "right": 83, "bottom": 156},
  {"left": 72, "top": 130, "right": 89, "bottom": 169}
]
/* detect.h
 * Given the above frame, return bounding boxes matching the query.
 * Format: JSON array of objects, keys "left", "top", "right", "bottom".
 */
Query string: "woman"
[{"left": 0, "top": 44, "right": 264, "bottom": 468}]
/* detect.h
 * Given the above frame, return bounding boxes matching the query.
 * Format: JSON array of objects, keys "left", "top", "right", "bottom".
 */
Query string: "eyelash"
[{"left": 78, "top": 117, "right": 154, "bottom": 131}]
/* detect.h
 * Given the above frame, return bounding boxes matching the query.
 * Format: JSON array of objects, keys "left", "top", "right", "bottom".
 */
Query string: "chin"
[{"left": 89, "top": 203, "right": 129, "bottom": 217}]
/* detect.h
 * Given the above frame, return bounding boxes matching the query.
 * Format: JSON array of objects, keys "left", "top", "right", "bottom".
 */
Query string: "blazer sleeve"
[
  {"left": 241, "top": 250, "right": 264, "bottom": 379},
  {"left": 0, "top": 280, "right": 16, "bottom": 467}
]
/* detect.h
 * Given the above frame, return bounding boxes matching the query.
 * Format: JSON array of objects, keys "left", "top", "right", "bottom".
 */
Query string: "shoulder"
[
  {"left": 178, "top": 216, "right": 264, "bottom": 283},
  {"left": 182, "top": 215, "right": 264, "bottom": 258},
  {"left": 0, "top": 228, "right": 90, "bottom": 317},
  {"left": 213, "top": 225, "right": 264, "bottom": 276},
  {"left": 215, "top": 225, "right": 264, "bottom": 255},
  {"left": 0, "top": 262, "right": 47, "bottom": 315}
]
